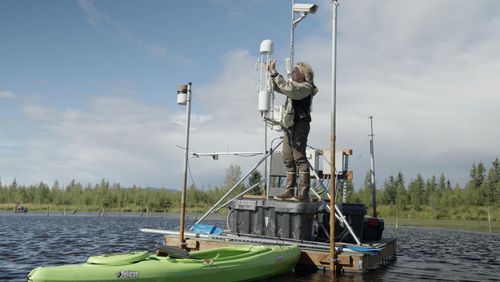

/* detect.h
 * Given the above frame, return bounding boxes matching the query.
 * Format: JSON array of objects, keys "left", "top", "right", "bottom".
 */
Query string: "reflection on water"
[{"left": 0, "top": 213, "right": 498, "bottom": 281}]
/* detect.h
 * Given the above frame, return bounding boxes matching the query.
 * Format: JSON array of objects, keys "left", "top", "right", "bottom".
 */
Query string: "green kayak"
[{"left": 28, "top": 244, "right": 300, "bottom": 282}]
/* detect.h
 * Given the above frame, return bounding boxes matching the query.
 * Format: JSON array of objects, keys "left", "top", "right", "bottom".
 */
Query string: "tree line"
[
  {"left": 0, "top": 164, "right": 247, "bottom": 212},
  {"left": 350, "top": 158, "right": 499, "bottom": 220},
  {"left": 1, "top": 160, "right": 498, "bottom": 220}
]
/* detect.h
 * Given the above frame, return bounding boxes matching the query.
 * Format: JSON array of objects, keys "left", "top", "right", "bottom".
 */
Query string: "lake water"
[{"left": 1, "top": 213, "right": 498, "bottom": 281}]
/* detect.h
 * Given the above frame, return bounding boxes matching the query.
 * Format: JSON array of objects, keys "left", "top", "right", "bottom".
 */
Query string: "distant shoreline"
[
  {"left": 382, "top": 217, "right": 499, "bottom": 233},
  {"left": 1, "top": 210, "right": 496, "bottom": 234},
  {"left": 0, "top": 210, "right": 228, "bottom": 220},
  {"left": 0, "top": 203, "right": 227, "bottom": 214}
]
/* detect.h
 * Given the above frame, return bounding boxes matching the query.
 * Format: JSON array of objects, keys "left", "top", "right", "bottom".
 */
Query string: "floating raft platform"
[{"left": 142, "top": 229, "right": 397, "bottom": 273}]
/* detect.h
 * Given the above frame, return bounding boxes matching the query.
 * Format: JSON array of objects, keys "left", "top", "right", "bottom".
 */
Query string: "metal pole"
[
  {"left": 264, "top": 122, "right": 268, "bottom": 197},
  {"left": 263, "top": 50, "right": 271, "bottom": 198},
  {"left": 266, "top": 141, "right": 272, "bottom": 197},
  {"left": 289, "top": 0, "right": 296, "bottom": 72},
  {"left": 266, "top": 136, "right": 281, "bottom": 198},
  {"left": 369, "top": 116, "right": 377, "bottom": 217},
  {"left": 330, "top": 0, "right": 339, "bottom": 274},
  {"left": 342, "top": 180, "right": 347, "bottom": 203},
  {"left": 179, "top": 82, "right": 192, "bottom": 248}
]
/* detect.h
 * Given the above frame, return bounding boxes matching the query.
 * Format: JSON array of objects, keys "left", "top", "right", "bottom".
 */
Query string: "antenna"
[
  {"left": 257, "top": 39, "right": 275, "bottom": 196},
  {"left": 369, "top": 116, "right": 377, "bottom": 217}
]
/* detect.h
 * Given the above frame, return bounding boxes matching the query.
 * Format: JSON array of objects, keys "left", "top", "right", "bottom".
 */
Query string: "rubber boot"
[
  {"left": 293, "top": 172, "right": 310, "bottom": 202},
  {"left": 274, "top": 173, "right": 296, "bottom": 201}
]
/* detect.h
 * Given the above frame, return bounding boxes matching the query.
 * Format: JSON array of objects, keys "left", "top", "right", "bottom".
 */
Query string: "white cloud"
[
  {"left": 198, "top": 49, "right": 260, "bottom": 124},
  {"left": 3, "top": 50, "right": 268, "bottom": 189},
  {"left": 295, "top": 0, "right": 500, "bottom": 187},
  {"left": 13, "top": 96, "right": 216, "bottom": 188},
  {"left": 182, "top": 49, "right": 276, "bottom": 187},
  {"left": 22, "top": 104, "right": 58, "bottom": 121},
  {"left": 0, "top": 91, "right": 15, "bottom": 99}
]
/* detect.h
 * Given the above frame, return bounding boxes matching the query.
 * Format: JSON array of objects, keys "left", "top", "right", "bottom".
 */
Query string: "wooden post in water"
[
  {"left": 488, "top": 206, "right": 492, "bottom": 233},
  {"left": 46, "top": 206, "right": 50, "bottom": 216},
  {"left": 329, "top": 0, "right": 339, "bottom": 275},
  {"left": 178, "top": 82, "right": 193, "bottom": 250}
]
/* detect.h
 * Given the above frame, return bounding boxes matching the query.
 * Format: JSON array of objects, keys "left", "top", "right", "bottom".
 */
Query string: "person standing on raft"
[{"left": 268, "top": 59, "right": 318, "bottom": 201}]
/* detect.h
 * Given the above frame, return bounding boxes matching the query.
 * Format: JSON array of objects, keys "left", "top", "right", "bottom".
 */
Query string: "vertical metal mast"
[
  {"left": 258, "top": 39, "right": 274, "bottom": 197},
  {"left": 179, "top": 82, "right": 192, "bottom": 248},
  {"left": 264, "top": 121, "right": 268, "bottom": 196},
  {"left": 330, "top": 0, "right": 339, "bottom": 274},
  {"left": 369, "top": 116, "right": 377, "bottom": 217},
  {"left": 289, "top": 0, "right": 296, "bottom": 70}
]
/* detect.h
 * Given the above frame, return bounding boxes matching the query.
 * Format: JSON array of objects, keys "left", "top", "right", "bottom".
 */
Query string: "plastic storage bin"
[
  {"left": 316, "top": 203, "right": 367, "bottom": 243},
  {"left": 339, "top": 203, "right": 366, "bottom": 243},
  {"left": 362, "top": 217, "right": 384, "bottom": 241},
  {"left": 228, "top": 199, "right": 321, "bottom": 241}
]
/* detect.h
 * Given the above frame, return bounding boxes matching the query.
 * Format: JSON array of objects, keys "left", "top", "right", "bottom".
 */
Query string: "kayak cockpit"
[
  {"left": 86, "top": 251, "right": 149, "bottom": 266},
  {"left": 187, "top": 246, "right": 270, "bottom": 261}
]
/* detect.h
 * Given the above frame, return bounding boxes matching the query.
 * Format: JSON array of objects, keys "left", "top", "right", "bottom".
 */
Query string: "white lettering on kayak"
[{"left": 116, "top": 270, "right": 140, "bottom": 279}]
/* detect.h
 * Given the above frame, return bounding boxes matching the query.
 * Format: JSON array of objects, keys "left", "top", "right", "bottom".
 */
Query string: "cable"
[
  {"left": 234, "top": 153, "right": 262, "bottom": 157},
  {"left": 187, "top": 161, "right": 201, "bottom": 222},
  {"left": 226, "top": 208, "right": 234, "bottom": 231}
]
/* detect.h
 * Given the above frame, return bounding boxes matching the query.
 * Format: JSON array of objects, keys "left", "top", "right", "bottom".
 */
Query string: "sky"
[{"left": 1, "top": 0, "right": 499, "bottom": 191}]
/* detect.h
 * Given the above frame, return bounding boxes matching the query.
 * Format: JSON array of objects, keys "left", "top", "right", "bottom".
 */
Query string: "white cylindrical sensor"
[
  {"left": 259, "top": 39, "right": 273, "bottom": 54},
  {"left": 258, "top": 90, "right": 270, "bottom": 112},
  {"left": 285, "top": 58, "right": 292, "bottom": 76},
  {"left": 177, "top": 84, "right": 188, "bottom": 105},
  {"left": 257, "top": 39, "right": 274, "bottom": 113},
  {"left": 177, "top": 93, "right": 187, "bottom": 105}
]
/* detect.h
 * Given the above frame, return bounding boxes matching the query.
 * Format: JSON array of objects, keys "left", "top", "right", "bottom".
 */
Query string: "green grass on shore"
[{"left": 383, "top": 217, "right": 499, "bottom": 233}]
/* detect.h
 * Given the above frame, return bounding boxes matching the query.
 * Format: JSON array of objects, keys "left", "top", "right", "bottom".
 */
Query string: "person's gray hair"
[{"left": 296, "top": 62, "right": 314, "bottom": 84}]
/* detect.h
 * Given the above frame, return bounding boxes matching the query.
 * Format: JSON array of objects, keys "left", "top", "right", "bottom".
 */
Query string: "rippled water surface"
[{"left": 1, "top": 213, "right": 498, "bottom": 281}]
